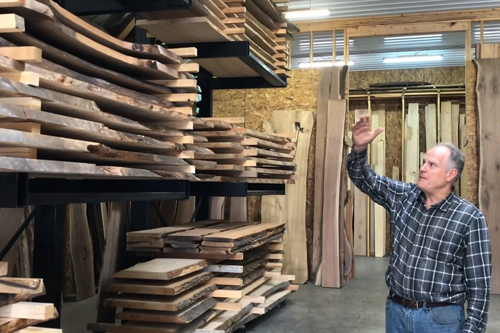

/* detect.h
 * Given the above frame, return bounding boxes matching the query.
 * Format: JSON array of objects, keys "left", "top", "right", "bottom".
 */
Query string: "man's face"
[{"left": 417, "top": 146, "right": 457, "bottom": 193}]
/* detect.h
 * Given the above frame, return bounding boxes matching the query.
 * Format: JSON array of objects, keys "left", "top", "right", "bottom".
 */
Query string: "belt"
[{"left": 389, "top": 294, "right": 454, "bottom": 309}]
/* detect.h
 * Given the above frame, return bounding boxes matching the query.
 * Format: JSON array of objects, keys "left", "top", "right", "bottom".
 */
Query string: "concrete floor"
[{"left": 61, "top": 257, "right": 500, "bottom": 333}]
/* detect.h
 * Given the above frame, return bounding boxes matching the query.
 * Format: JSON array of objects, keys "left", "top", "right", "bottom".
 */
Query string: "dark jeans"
[{"left": 386, "top": 297, "right": 465, "bottom": 333}]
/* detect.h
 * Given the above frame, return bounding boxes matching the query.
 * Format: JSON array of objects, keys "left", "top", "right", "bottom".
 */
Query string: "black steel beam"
[
  {"left": 166, "top": 42, "right": 286, "bottom": 88},
  {"left": 247, "top": 184, "right": 285, "bottom": 196},
  {"left": 33, "top": 205, "right": 65, "bottom": 329},
  {"left": 190, "top": 182, "right": 248, "bottom": 197},
  {"left": 56, "top": 0, "right": 192, "bottom": 16},
  {"left": 23, "top": 178, "right": 189, "bottom": 206}
]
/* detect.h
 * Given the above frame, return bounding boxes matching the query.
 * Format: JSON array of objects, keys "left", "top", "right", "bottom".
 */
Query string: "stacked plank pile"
[
  {"left": 120, "top": 222, "right": 297, "bottom": 332},
  {"left": 135, "top": 0, "right": 292, "bottom": 76},
  {"left": 0, "top": 262, "right": 61, "bottom": 332},
  {"left": 190, "top": 126, "right": 297, "bottom": 184},
  {"left": 0, "top": 0, "right": 220, "bottom": 179},
  {"left": 100, "top": 258, "right": 217, "bottom": 332}
]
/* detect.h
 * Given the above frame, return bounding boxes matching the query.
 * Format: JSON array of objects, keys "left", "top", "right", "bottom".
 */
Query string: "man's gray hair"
[{"left": 435, "top": 142, "right": 465, "bottom": 182}]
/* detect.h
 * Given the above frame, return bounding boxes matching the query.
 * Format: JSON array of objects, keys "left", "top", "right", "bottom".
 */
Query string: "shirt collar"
[{"left": 418, "top": 187, "right": 457, "bottom": 212}]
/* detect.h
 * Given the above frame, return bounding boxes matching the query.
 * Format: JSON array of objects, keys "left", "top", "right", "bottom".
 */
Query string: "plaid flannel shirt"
[{"left": 347, "top": 148, "right": 492, "bottom": 333}]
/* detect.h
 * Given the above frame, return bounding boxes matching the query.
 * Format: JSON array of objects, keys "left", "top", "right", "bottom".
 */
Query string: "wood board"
[
  {"left": 475, "top": 58, "right": 500, "bottom": 294},
  {"left": 113, "top": 259, "right": 208, "bottom": 280},
  {"left": 260, "top": 111, "right": 313, "bottom": 284}
]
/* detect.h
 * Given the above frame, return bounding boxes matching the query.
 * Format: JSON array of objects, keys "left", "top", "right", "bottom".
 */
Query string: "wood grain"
[
  {"left": 475, "top": 58, "right": 500, "bottom": 294},
  {"left": 112, "top": 259, "right": 208, "bottom": 281}
]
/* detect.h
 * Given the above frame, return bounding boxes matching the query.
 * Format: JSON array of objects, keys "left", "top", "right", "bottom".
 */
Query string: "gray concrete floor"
[{"left": 61, "top": 257, "right": 500, "bottom": 333}]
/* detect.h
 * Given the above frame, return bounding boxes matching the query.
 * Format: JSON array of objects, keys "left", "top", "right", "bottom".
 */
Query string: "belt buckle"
[{"left": 404, "top": 299, "right": 419, "bottom": 309}]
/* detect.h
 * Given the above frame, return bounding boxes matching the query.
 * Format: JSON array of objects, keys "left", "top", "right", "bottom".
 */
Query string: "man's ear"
[{"left": 447, "top": 169, "right": 458, "bottom": 182}]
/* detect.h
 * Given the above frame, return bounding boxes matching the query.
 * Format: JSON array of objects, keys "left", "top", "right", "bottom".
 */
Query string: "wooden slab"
[
  {"left": 108, "top": 271, "right": 213, "bottom": 296},
  {"left": 0, "top": 277, "right": 43, "bottom": 294},
  {"left": 260, "top": 111, "right": 312, "bottom": 284},
  {"left": 112, "top": 259, "right": 208, "bottom": 280},
  {"left": 38, "top": 0, "right": 182, "bottom": 65},
  {"left": 475, "top": 58, "right": 500, "bottom": 294},
  {"left": 0, "top": 302, "right": 54, "bottom": 320},
  {"left": 104, "top": 284, "right": 217, "bottom": 312},
  {"left": 166, "top": 222, "right": 254, "bottom": 242},
  {"left": 202, "top": 223, "right": 284, "bottom": 242},
  {"left": 115, "top": 297, "right": 217, "bottom": 324}
]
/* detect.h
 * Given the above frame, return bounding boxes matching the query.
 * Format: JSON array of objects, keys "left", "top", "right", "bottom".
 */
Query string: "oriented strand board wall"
[{"left": 213, "top": 66, "right": 466, "bottom": 275}]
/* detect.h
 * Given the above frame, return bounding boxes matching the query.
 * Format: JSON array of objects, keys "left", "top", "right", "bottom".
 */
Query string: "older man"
[{"left": 347, "top": 115, "right": 492, "bottom": 333}]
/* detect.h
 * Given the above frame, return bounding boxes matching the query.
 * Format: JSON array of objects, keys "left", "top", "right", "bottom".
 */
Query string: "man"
[{"left": 347, "top": 115, "right": 492, "bottom": 333}]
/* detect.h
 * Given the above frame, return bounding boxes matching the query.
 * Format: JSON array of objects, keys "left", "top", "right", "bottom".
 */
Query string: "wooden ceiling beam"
[
  {"left": 295, "top": 8, "right": 500, "bottom": 32},
  {"left": 347, "top": 21, "right": 468, "bottom": 38}
]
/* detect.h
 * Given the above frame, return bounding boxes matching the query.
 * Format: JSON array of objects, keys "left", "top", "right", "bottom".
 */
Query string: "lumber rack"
[
  {"left": 0, "top": 172, "right": 286, "bottom": 328},
  {"left": 56, "top": 0, "right": 194, "bottom": 16}
]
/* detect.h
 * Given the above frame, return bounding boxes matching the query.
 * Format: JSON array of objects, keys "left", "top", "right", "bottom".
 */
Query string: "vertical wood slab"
[
  {"left": 440, "top": 102, "right": 452, "bottom": 143},
  {"left": 209, "top": 197, "right": 226, "bottom": 220},
  {"left": 229, "top": 197, "right": 247, "bottom": 222},
  {"left": 95, "top": 202, "right": 129, "bottom": 324},
  {"left": 475, "top": 58, "right": 500, "bottom": 294},
  {"left": 451, "top": 104, "right": 461, "bottom": 193},
  {"left": 459, "top": 114, "right": 468, "bottom": 198},
  {"left": 175, "top": 197, "right": 195, "bottom": 224},
  {"left": 312, "top": 66, "right": 347, "bottom": 284},
  {"left": 69, "top": 204, "right": 95, "bottom": 301},
  {"left": 321, "top": 100, "right": 346, "bottom": 288},
  {"left": 425, "top": 104, "right": 437, "bottom": 150},
  {"left": 369, "top": 113, "right": 379, "bottom": 257},
  {"left": 353, "top": 109, "right": 368, "bottom": 256},
  {"left": 262, "top": 110, "right": 314, "bottom": 284},
  {"left": 405, "top": 104, "right": 419, "bottom": 184},
  {"left": 372, "top": 107, "right": 386, "bottom": 258}
]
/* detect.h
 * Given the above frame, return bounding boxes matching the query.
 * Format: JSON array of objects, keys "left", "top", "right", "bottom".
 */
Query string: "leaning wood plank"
[
  {"left": 0, "top": 262, "right": 7, "bottom": 276},
  {"left": 1, "top": 5, "right": 179, "bottom": 79},
  {"left": 261, "top": 111, "right": 312, "bottom": 284},
  {"left": 104, "top": 284, "right": 217, "bottom": 312},
  {"left": 115, "top": 297, "right": 216, "bottom": 324},
  {"left": 425, "top": 104, "right": 437, "bottom": 150},
  {"left": 37, "top": 0, "right": 181, "bottom": 64},
  {"left": 372, "top": 108, "right": 386, "bottom": 258},
  {"left": 112, "top": 259, "right": 208, "bottom": 280},
  {"left": 107, "top": 271, "right": 213, "bottom": 296},
  {"left": 405, "top": 103, "right": 419, "bottom": 184},
  {"left": 95, "top": 202, "right": 130, "bottom": 325},
  {"left": 312, "top": 66, "right": 347, "bottom": 284},
  {"left": 475, "top": 58, "right": 500, "bottom": 294},
  {"left": 321, "top": 99, "right": 346, "bottom": 288},
  {"left": 69, "top": 204, "right": 95, "bottom": 301},
  {"left": 0, "top": 35, "right": 174, "bottom": 95},
  {"left": 0, "top": 302, "right": 54, "bottom": 320},
  {"left": 353, "top": 109, "right": 368, "bottom": 257},
  {"left": 440, "top": 101, "right": 452, "bottom": 143}
]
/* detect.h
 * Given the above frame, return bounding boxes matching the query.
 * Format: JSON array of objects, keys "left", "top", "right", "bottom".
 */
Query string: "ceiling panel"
[{"left": 287, "top": 0, "right": 500, "bottom": 20}]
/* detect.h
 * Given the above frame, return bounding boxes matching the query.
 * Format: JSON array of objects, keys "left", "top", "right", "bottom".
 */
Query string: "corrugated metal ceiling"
[
  {"left": 287, "top": 0, "right": 500, "bottom": 71},
  {"left": 290, "top": 22, "right": 500, "bottom": 71},
  {"left": 287, "top": 0, "right": 500, "bottom": 20}
]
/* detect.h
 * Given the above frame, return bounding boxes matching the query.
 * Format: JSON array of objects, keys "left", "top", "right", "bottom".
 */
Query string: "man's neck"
[{"left": 424, "top": 189, "right": 452, "bottom": 209}]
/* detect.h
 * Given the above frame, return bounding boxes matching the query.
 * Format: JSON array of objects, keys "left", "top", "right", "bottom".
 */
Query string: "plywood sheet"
[{"left": 261, "top": 111, "right": 314, "bottom": 284}]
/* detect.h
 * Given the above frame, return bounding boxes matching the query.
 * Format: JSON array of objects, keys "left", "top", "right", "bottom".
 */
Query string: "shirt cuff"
[{"left": 350, "top": 145, "right": 368, "bottom": 157}]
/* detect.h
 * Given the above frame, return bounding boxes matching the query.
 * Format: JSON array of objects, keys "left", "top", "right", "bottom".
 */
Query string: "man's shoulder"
[{"left": 453, "top": 195, "right": 485, "bottom": 221}]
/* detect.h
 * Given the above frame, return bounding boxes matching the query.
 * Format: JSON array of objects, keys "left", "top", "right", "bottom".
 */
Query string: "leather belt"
[{"left": 389, "top": 294, "right": 454, "bottom": 309}]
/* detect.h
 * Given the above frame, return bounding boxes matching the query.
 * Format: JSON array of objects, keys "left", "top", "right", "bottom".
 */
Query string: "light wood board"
[{"left": 261, "top": 111, "right": 314, "bottom": 284}]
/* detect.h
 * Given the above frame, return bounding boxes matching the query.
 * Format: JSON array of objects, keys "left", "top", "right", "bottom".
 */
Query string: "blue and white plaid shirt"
[{"left": 347, "top": 148, "right": 492, "bottom": 333}]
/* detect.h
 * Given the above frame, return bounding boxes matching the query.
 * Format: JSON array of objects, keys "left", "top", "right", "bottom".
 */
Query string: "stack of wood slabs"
[
  {"left": 135, "top": 0, "right": 293, "bottom": 77},
  {"left": 0, "top": 1, "right": 235, "bottom": 180},
  {"left": 127, "top": 221, "right": 286, "bottom": 257},
  {"left": 0, "top": 262, "right": 60, "bottom": 332},
  {"left": 98, "top": 258, "right": 218, "bottom": 332},
  {"left": 196, "top": 277, "right": 297, "bottom": 333},
  {"left": 189, "top": 126, "right": 297, "bottom": 184}
]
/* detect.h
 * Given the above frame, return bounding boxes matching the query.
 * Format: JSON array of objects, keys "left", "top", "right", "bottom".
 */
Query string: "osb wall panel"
[
  {"left": 213, "top": 66, "right": 466, "bottom": 270},
  {"left": 350, "top": 67, "right": 465, "bottom": 89}
]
